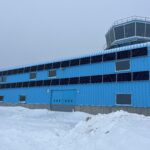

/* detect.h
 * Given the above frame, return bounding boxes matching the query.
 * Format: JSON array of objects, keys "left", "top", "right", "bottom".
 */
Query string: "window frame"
[
  {"left": 117, "top": 50, "right": 131, "bottom": 60},
  {"left": 48, "top": 69, "right": 57, "bottom": 78},
  {"left": 19, "top": 95, "right": 26, "bottom": 103},
  {"left": 115, "top": 59, "right": 130, "bottom": 72},
  {"left": 29, "top": 72, "right": 37, "bottom": 80},
  {"left": 116, "top": 93, "right": 132, "bottom": 106},
  {"left": 117, "top": 72, "right": 132, "bottom": 82},
  {"left": 103, "top": 74, "right": 116, "bottom": 82},
  {"left": 133, "top": 71, "right": 149, "bottom": 81},
  {"left": 103, "top": 52, "right": 116, "bottom": 62}
]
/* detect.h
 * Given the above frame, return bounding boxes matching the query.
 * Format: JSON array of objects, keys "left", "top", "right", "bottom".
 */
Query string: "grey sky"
[{"left": 0, "top": 0, "right": 150, "bottom": 69}]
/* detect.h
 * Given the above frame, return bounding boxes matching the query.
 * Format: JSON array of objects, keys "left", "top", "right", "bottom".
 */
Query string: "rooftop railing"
[{"left": 113, "top": 16, "right": 150, "bottom": 26}]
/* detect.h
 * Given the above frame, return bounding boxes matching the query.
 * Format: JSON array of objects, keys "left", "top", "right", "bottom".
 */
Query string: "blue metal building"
[{"left": 0, "top": 17, "right": 150, "bottom": 115}]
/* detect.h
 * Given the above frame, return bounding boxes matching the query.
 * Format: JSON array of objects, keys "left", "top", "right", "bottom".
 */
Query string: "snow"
[{"left": 0, "top": 107, "right": 150, "bottom": 150}]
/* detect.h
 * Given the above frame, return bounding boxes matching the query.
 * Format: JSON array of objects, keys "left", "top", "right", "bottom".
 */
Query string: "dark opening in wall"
[
  {"left": 103, "top": 74, "right": 116, "bottom": 82},
  {"left": 45, "top": 63, "right": 53, "bottom": 70},
  {"left": 22, "top": 82, "right": 29, "bottom": 87},
  {"left": 5, "top": 84, "right": 11, "bottom": 88},
  {"left": 36, "top": 80, "right": 44, "bottom": 86},
  {"left": 132, "top": 47, "right": 148, "bottom": 57},
  {"left": 18, "top": 68, "right": 24, "bottom": 74},
  {"left": 80, "top": 57, "right": 91, "bottom": 65},
  {"left": 133, "top": 71, "right": 149, "bottom": 81},
  {"left": 80, "top": 76, "right": 91, "bottom": 84},
  {"left": 70, "top": 59, "right": 80, "bottom": 66},
  {"left": 43, "top": 80, "right": 51, "bottom": 86},
  {"left": 60, "top": 78, "right": 69, "bottom": 85},
  {"left": 61, "top": 61, "right": 70, "bottom": 68},
  {"left": 69, "top": 77, "right": 79, "bottom": 84},
  {"left": 103, "top": 53, "right": 116, "bottom": 61},
  {"left": 91, "top": 75, "right": 102, "bottom": 83},
  {"left": 24, "top": 67, "right": 31, "bottom": 73},
  {"left": 51, "top": 79, "right": 60, "bottom": 85},
  {"left": 10, "top": 83, "right": 16, "bottom": 88},
  {"left": 117, "top": 50, "right": 131, "bottom": 59},
  {"left": 30, "top": 66, "right": 37, "bottom": 72},
  {"left": 37, "top": 65, "right": 45, "bottom": 71},
  {"left": 117, "top": 73, "right": 132, "bottom": 82},
  {"left": 3, "top": 71, "right": 8, "bottom": 75},
  {"left": 91, "top": 55, "right": 102, "bottom": 63},
  {"left": 52, "top": 62, "right": 61, "bottom": 69},
  {"left": 16, "top": 82, "right": 23, "bottom": 88},
  {"left": 29, "top": 81, "right": 36, "bottom": 87}
]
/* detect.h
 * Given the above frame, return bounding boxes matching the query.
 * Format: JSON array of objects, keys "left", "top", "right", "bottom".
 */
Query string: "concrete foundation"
[{"left": 1, "top": 103, "right": 150, "bottom": 116}]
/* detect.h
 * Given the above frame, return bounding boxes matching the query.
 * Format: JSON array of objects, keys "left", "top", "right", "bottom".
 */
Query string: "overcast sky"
[{"left": 0, "top": 0, "right": 150, "bottom": 68}]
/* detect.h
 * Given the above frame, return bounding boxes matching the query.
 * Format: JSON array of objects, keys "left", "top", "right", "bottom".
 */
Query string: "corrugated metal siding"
[
  {"left": 0, "top": 81, "right": 150, "bottom": 107},
  {"left": 4, "top": 55, "right": 150, "bottom": 83}
]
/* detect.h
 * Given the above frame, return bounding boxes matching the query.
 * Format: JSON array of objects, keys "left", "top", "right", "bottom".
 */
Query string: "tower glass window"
[
  {"left": 114, "top": 26, "right": 124, "bottom": 40},
  {"left": 136, "top": 22, "right": 145, "bottom": 37},
  {"left": 125, "top": 23, "right": 135, "bottom": 38},
  {"left": 146, "top": 24, "right": 150, "bottom": 37}
]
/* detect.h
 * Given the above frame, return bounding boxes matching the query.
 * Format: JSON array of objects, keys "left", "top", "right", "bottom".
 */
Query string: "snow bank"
[{"left": 0, "top": 107, "right": 150, "bottom": 150}]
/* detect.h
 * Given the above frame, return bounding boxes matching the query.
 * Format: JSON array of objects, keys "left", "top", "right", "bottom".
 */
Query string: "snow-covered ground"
[{"left": 0, "top": 107, "right": 150, "bottom": 150}]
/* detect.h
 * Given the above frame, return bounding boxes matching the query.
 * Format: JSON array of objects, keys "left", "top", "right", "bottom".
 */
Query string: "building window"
[
  {"left": 133, "top": 71, "right": 149, "bottom": 81},
  {"left": 0, "top": 96, "right": 4, "bottom": 102},
  {"left": 30, "top": 72, "right": 36, "bottom": 80},
  {"left": 116, "top": 94, "right": 131, "bottom": 105},
  {"left": 132, "top": 47, "right": 148, "bottom": 57},
  {"left": 19, "top": 95, "right": 26, "bottom": 103},
  {"left": 116, "top": 60, "right": 130, "bottom": 71},
  {"left": 0, "top": 76, "right": 7, "bottom": 83},
  {"left": 48, "top": 70, "right": 56, "bottom": 77},
  {"left": 103, "top": 74, "right": 116, "bottom": 82},
  {"left": 117, "top": 73, "right": 132, "bottom": 82}
]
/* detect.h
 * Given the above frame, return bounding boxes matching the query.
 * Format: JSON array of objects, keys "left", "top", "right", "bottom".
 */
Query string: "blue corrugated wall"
[{"left": 0, "top": 81, "right": 150, "bottom": 107}]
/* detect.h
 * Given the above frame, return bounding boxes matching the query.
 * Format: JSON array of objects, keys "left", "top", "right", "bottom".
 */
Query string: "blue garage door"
[{"left": 51, "top": 89, "right": 77, "bottom": 111}]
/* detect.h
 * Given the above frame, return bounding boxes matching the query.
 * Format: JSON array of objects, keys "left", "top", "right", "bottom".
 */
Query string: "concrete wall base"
[
  {"left": 75, "top": 106, "right": 150, "bottom": 116},
  {"left": 1, "top": 103, "right": 150, "bottom": 116},
  {"left": 0, "top": 103, "right": 50, "bottom": 109}
]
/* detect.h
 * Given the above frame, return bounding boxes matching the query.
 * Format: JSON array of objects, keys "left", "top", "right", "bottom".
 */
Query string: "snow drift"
[{"left": 0, "top": 107, "right": 150, "bottom": 150}]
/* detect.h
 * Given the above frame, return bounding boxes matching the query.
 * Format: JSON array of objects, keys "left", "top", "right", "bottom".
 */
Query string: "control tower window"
[
  {"left": 146, "top": 24, "right": 150, "bottom": 37},
  {"left": 125, "top": 23, "right": 135, "bottom": 38},
  {"left": 114, "top": 26, "right": 124, "bottom": 40},
  {"left": 136, "top": 22, "right": 145, "bottom": 37}
]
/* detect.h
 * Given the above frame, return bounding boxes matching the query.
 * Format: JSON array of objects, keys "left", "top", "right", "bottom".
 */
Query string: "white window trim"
[
  {"left": 115, "top": 59, "right": 130, "bottom": 72},
  {"left": 115, "top": 93, "right": 132, "bottom": 106},
  {"left": 19, "top": 95, "right": 26, "bottom": 103},
  {"left": 29, "top": 72, "right": 37, "bottom": 80},
  {"left": 48, "top": 69, "right": 57, "bottom": 78}
]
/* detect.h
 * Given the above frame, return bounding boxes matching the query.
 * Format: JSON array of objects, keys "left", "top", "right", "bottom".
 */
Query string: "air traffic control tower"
[{"left": 105, "top": 16, "right": 150, "bottom": 49}]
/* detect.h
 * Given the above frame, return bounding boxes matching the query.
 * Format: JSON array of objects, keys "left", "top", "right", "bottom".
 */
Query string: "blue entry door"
[{"left": 51, "top": 89, "right": 77, "bottom": 111}]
